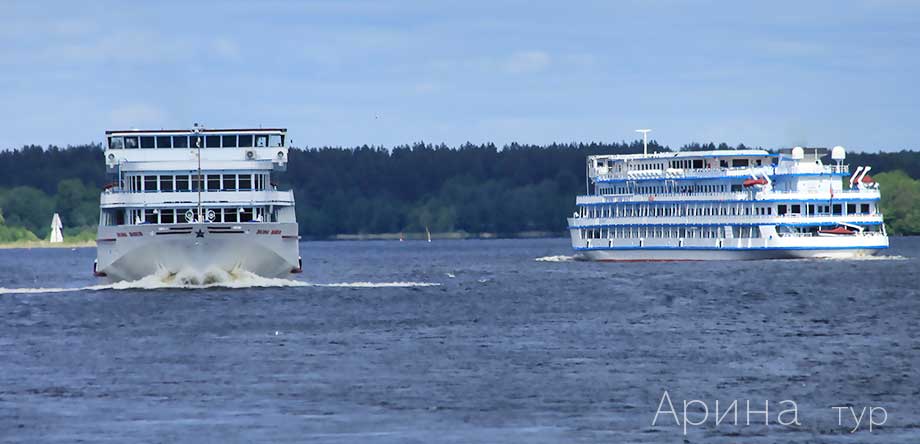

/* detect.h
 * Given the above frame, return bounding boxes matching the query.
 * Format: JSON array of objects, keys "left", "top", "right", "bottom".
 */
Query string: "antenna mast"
[{"left": 635, "top": 129, "right": 651, "bottom": 156}]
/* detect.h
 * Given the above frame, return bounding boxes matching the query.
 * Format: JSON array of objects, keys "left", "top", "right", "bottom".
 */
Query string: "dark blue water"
[{"left": 1, "top": 238, "right": 919, "bottom": 443}]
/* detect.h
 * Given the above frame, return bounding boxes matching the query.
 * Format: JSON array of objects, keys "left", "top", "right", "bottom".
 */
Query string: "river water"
[{"left": 1, "top": 238, "right": 918, "bottom": 443}]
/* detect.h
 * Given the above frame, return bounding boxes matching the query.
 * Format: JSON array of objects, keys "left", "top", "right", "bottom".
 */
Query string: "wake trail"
[{"left": 0, "top": 267, "right": 439, "bottom": 295}]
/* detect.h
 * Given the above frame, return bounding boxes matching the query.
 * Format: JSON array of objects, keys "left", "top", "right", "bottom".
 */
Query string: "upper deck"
[
  {"left": 104, "top": 128, "right": 289, "bottom": 172},
  {"left": 587, "top": 149, "right": 848, "bottom": 183}
]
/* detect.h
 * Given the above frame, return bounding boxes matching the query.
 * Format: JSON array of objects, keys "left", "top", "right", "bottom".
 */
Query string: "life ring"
[{"left": 185, "top": 210, "right": 195, "bottom": 223}]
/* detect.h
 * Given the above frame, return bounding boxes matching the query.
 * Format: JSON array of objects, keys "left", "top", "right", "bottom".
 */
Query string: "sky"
[{"left": 1, "top": 0, "right": 918, "bottom": 152}]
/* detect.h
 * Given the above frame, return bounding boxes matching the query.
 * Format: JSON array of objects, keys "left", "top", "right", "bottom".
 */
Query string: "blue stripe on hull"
[{"left": 573, "top": 245, "right": 888, "bottom": 251}]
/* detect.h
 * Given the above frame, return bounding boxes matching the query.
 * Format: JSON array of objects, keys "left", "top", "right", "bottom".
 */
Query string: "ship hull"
[
  {"left": 95, "top": 223, "right": 300, "bottom": 282},
  {"left": 572, "top": 235, "right": 889, "bottom": 261}
]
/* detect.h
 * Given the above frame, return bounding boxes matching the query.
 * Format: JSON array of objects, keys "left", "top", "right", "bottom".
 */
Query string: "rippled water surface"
[{"left": 1, "top": 238, "right": 919, "bottom": 443}]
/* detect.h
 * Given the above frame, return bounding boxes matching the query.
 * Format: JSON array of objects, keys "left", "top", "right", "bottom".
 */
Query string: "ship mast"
[
  {"left": 635, "top": 129, "right": 651, "bottom": 156},
  {"left": 194, "top": 123, "right": 203, "bottom": 223}
]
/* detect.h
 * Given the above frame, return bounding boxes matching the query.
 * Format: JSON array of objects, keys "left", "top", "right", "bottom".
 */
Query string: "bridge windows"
[
  {"left": 255, "top": 135, "right": 268, "bottom": 147},
  {"left": 173, "top": 136, "right": 189, "bottom": 148},
  {"left": 109, "top": 137, "right": 124, "bottom": 149},
  {"left": 156, "top": 136, "right": 172, "bottom": 148},
  {"left": 140, "top": 136, "right": 155, "bottom": 149},
  {"left": 206, "top": 135, "right": 221, "bottom": 148},
  {"left": 239, "top": 134, "right": 254, "bottom": 147},
  {"left": 239, "top": 174, "right": 252, "bottom": 190},
  {"left": 222, "top": 135, "right": 237, "bottom": 148},
  {"left": 124, "top": 136, "right": 139, "bottom": 149}
]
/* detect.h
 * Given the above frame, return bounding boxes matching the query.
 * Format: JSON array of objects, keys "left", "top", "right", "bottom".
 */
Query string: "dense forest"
[{"left": 1, "top": 142, "right": 919, "bottom": 241}]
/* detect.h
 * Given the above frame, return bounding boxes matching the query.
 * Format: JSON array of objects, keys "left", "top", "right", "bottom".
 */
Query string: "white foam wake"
[
  {"left": 0, "top": 266, "right": 440, "bottom": 295},
  {"left": 824, "top": 254, "right": 909, "bottom": 261},
  {"left": 535, "top": 255, "right": 575, "bottom": 262}
]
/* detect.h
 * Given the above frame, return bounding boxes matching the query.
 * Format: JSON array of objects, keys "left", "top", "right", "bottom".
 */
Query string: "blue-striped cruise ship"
[{"left": 568, "top": 146, "right": 888, "bottom": 260}]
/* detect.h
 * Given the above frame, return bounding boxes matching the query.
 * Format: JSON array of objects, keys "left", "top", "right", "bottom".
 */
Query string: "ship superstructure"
[
  {"left": 568, "top": 145, "right": 888, "bottom": 260},
  {"left": 95, "top": 126, "right": 301, "bottom": 280}
]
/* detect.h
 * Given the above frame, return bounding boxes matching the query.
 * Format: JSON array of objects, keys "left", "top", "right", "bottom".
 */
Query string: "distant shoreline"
[{"left": 0, "top": 240, "right": 96, "bottom": 250}]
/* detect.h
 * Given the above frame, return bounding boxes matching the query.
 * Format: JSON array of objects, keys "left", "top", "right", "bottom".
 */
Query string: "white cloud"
[{"left": 504, "top": 50, "right": 552, "bottom": 74}]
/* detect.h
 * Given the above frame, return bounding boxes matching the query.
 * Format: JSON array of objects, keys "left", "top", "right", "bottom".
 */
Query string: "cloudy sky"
[{"left": 2, "top": 0, "right": 918, "bottom": 151}]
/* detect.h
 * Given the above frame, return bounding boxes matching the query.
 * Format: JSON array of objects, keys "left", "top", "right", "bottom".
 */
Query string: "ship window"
[
  {"left": 191, "top": 135, "right": 204, "bottom": 148},
  {"left": 239, "top": 134, "right": 253, "bottom": 147},
  {"left": 861, "top": 204, "right": 870, "bottom": 214},
  {"left": 144, "top": 175, "right": 158, "bottom": 192},
  {"left": 223, "top": 175, "right": 236, "bottom": 190},
  {"left": 791, "top": 204, "right": 801, "bottom": 214},
  {"left": 240, "top": 208, "right": 254, "bottom": 222},
  {"left": 140, "top": 136, "right": 155, "bottom": 149},
  {"left": 222, "top": 135, "right": 237, "bottom": 148},
  {"left": 144, "top": 209, "right": 157, "bottom": 224},
  {"left": 176, "top": 175, "right": 189, "bottom": 191},
  {"left": 239, "top": 175, "right": 252, "bottom": 190},
  {"left": 207, "top": 175, "right": 220, "bottom": 191},
  {"left": 161, "top": 209, "right": 175, "bottom": 224},
  {"left": 160, "top": 175, "right": 174, "bottom": 192},
  {"left": 206, "top": 135, "right": 221, "bottom": 148},
  {"left": 192, "top": 174, "right": 203, "bottom": 191},
  {"left": 225, "top": 208, "right": 239, "bottom": 223},
  {"left": 124, "top": 136, "right": 139, "bottom": 149},
  {"left": 778, "top": 205, "right": 787, "bottom": 215},
  {"left": 174, "top": 136, "right": 189, "bottom": 148},
  {"left": 732, "top": 159, "right": 749, "bottom": 167},
  {"left": 255, "top": 135, "right": 268, "bottom": 147},
  {"left": 847, "top": 204, "right": 856, "bottom": 214},
  {"left": 692, "top": 159, "right": 703, "bottom": 169},
  {"left": 109, "top": 136, "right": 124, "bottom": 149},
  {"left": 156, "top": 136, "right": 172, "bottom": 148}
]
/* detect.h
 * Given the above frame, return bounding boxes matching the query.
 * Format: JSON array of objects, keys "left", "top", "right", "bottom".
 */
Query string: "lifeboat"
[
  {"left": 817, "top": 226, "right": 857, "bottom": 236},
  {"left": 742, "top": 178, "right": 768, "bottom": 187},
  {"left": 861, "top": 174, "right": 875, "bottom": 184}
]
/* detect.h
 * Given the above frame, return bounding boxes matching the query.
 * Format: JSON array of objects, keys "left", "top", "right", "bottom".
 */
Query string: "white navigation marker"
[
  {"left": 50, "top": 213, "right": 64, "bottom": 243},
  {"left": 635, "top": 129, "right": 652, "bottom": 155}
]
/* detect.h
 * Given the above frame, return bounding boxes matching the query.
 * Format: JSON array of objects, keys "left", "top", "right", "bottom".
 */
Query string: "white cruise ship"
[
  {"left": 568, "top": 145, "right": 888, "bottom": 260},
  {"left": 94, "top": 125, "right": 301, "bottom": 281}
]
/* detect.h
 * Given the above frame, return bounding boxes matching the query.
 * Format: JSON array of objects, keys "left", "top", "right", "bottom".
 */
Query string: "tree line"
[{"left": 1, "top": 142, "right": 919, "bottom": 240}]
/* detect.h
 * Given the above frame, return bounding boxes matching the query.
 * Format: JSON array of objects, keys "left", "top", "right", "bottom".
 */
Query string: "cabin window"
[
  {"left": 222, "top": 135, "right": 237, "bottom": 148},
  {"left": 255, "top": 135, "right": 269, "bottom": 147},
  {"left": 240, "top": 208, "right": 254, "bottom": 222},
  {"left": 191, "top": 135, "right": 204, "bottom": 148},
  {"left": 861, "top": 204, "right": 870, "bottom": 214},
  {"left": 144, "top": 209, "right": 157, "bottom": 224},
  {"left": 239, "top": 174, "right": 252, "bottom": 190},
  {"left": 192, "top": 174, "right": 203, "bottom": 191},
  {"left": 144, "top": 175, "right": 158, "bottom": 192},
  {"left": 225, "top": 208, "right": 239, "bottom": 223},
  {"left": 207, "top": 175, "right": 221, "bottom": 191},
  {"left": 160, "top": 175, "right": 174, "bottom": 192},
  {"left": 692, "top": 159, "right": 703, "bottom": 169},
  {"left": 223, "top": 174, "right": 236, "bottom": 190},
  {"left": 206, "top": 135, "right": 221, "bottom": 148},
  {"left": 109, "top": 137, "right": 124, "bottom": 149},
  {"left": 791, "top": 204, "right": 801, "bottom": 214},
  {"left": 174, "top": 136, "right": 189, "bottom": 148},
  {"left": 778, "top": 205, "right": 787, "bottom": 215},
  {"left": 847, "top": 204, "right": 856, "bottom": 214},
  {"left": 124, "top": 136, "right": 139, "bottom": 149},
  {"left": 732, "top": 159, "right": 749, "bottom": 167},
  {"left": 239, "top": 134, "right": 253, "bottom": 147},
  {"left": 156, "top": 136, "right": 172, "bottom": 148},
  {"left": 176, "top": 175, "right": 189, "bottom": 191},
  {"left": 140, "top": 136, "right": 155, "bottom": 149},
  {"left": 832, "top": 204, "right": 842, "bottom": 215},
  {"left": 161, "top": 209, "right": 175, "bottom": 224}
]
